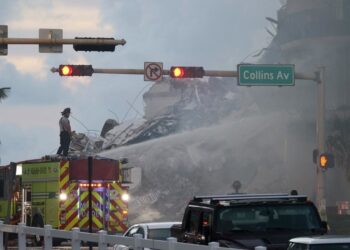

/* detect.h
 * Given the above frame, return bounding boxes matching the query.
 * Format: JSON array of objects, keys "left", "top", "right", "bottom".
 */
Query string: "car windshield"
[
  {"left": 215, "top": 204, "right": 322, "bottom": 234},
  {"left": 148, "top": 228, "right": 172, "bottom": 240},
  {"left": 310, "top": 244, "right": 350, "bottom": 250}
]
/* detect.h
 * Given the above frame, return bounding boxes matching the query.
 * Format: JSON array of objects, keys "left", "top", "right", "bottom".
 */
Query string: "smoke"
[{"left": 100, "top": 111, "right": 317, "bottom": 223}]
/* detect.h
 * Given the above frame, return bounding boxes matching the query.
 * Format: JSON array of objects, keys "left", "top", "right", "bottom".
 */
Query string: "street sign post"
[
  {"left": 238, "top": 64, "right": 295, "bottom": 86},
  {"left": 0, "top": 25, "right": 8, "bottom": 55}
]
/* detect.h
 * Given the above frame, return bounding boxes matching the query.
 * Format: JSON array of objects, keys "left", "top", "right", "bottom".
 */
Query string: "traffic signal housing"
[
  {"left": 58, "top": 65, "right": 94, "bottom": 76},
  {"left": 169, "top": 66, "right": 205, "bottom": 78},
  {"left": 319, "top": 152, "right": 335, "bottom": 169},
  {"left": 73, "top": 37, "right": 116, "bottom": 52}
]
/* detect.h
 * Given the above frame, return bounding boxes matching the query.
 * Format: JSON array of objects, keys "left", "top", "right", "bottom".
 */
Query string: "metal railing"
[{"left": 0, "top": 221, "right": 266, "bottom": 250}]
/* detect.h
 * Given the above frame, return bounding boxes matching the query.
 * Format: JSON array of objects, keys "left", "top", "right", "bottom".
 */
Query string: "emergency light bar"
[{"left": 79, "top": 183, "right": 103, "bottom": 188}]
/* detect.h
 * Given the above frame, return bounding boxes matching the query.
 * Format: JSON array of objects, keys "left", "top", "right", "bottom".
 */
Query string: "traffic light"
[
  {"left": 58, "top": 65, "right": 94, "bottom": 76},
  {"left": 319, "top": 153, "right": 335, "bottom": 169},
  {"left": 169, "top": 66, "right": 205, "bottom": 78},
  {"left": 73, "top": 37, "right": 116, "bottom": 52}
]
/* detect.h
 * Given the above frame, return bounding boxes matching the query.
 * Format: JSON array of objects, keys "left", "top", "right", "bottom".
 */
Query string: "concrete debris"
[
  {"left": 100, "top": 119, "right": 119, "bottom": 138},
  {"left": 70, "top": 77, "right": 253, "bottom": 155}
]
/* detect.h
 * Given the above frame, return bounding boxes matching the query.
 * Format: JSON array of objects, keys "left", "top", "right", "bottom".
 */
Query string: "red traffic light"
[
  {"left": 58, "top": 65, "right": 94, "bottom": 76},
  {"left": 172, "top": 67, "right": 185, "bottom": 78},
  {"left": 60, "top": 65, "right": 73, "bottom": 76},
  {"left": 170, "top": 66, "right": 204, "bottom": 78}
]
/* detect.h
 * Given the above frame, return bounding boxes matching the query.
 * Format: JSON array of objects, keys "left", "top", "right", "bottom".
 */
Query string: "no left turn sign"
[{"left": 144, "top": 62, "right": 163, "bottom": 81}]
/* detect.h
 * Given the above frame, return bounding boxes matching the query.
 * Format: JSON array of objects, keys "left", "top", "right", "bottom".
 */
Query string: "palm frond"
[{"left": 0, "top": 87, "right": 11, "bottom": 101}]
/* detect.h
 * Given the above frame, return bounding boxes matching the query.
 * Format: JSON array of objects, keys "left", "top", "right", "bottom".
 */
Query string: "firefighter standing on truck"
[{"left": 57, "top": 107, "right": 72, "bottom": 156}]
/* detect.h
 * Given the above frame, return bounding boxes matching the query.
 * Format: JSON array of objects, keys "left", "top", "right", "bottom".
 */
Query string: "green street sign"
[{"left": 238, "top": 64, "right": 295, "bottom": 86}]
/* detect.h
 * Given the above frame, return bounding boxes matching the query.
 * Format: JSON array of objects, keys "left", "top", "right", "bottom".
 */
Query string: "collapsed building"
[{"left": 254, "top": 0, "right": 350, "bottom": 232}]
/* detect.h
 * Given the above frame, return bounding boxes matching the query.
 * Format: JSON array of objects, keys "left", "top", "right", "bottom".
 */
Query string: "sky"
[{"left": 0, "top": 0, "right": 281, "bottom": 165}]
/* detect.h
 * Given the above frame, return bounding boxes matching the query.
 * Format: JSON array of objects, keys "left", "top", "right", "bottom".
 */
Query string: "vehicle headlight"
[
  {"left": 121, "top": 193, "right": 130, "bottom": 202},
  {"left": 59, "top": 192, "right": 67, "bottom": 201}
]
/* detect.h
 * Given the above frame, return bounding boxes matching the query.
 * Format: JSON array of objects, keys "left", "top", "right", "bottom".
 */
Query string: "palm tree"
[{"left": 0, "top": 87, "right": 10, "bottom": 102}]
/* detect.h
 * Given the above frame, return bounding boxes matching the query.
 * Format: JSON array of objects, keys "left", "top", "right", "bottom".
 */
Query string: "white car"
[
  {"left": 113, "top": 222, "right": 181, "bottom": 250},
  {"left": 288, "top": 235, "right": 350, "bottom": 250}
]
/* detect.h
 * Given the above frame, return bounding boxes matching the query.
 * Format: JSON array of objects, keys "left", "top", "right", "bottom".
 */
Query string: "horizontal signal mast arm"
[
  {"left": 94, "top": 68, "right": 145, "bottom": 75},
  {"left": 51, "top": 68, "right": 145, "bottom": 75},
  {"left": 51, "top": 68, "right": 239, "bottom": 77},
  {"left": 204, "top": 70, "right": 238, "bottom": 77},
  {"left": 295, "top": 72, "right": 318, "bottom": 82},
  {"left": 0, "top": 38, "right": 126, "bottom": 45},
  {"left": 69, "top": 68, "right": 171, "bottom": 76}
]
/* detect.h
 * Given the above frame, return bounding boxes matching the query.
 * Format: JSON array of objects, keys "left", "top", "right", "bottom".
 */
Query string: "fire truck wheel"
[{"left": 32, "top": 214, "right": 44, "bottom": 246}]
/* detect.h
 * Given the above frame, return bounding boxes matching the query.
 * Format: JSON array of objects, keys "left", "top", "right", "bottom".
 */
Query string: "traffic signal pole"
[
  {"left": 297, "top": 68, "right": 327, "bottom": 221},
  {"left": 316, "top": 67, "right": 327, "bottom": 220}
]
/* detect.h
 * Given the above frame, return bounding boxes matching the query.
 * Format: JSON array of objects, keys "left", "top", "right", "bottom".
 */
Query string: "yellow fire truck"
[{"left": 0, "top": 156, "right": 131, "bottom": 235}]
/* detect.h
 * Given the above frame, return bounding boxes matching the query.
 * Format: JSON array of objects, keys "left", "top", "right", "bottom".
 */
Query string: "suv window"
[
  {"left": 215, "top": 204, "right": 321, "bottom": 233},
  {"left": 148, "top": 228, "right": 171, "bottom": 240},
  {"left": 186, "top": 210, "right": 200, "bottom": 233},
  {"left": 200, "top": 212, "right": 213, "bottom": 242}
]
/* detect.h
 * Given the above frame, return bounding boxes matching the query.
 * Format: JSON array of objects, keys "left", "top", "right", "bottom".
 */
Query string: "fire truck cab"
[{"left": 0, "top": 156, "right": 131, "bottom": 234}]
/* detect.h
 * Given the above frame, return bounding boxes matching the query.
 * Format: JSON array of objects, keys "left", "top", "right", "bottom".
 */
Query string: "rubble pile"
[{"left": 71, "top": 77, "right": 253, "bottom": 154}]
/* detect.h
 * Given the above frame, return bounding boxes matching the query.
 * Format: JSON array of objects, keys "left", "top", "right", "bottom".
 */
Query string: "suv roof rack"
[{"left": 193, "top": 193, "right": 307, "bottom": 203}]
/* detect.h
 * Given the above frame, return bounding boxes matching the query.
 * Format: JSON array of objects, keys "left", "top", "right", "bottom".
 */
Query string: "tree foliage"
[{"left": 0, "top": 87, "right": 10, "bottom": 102}]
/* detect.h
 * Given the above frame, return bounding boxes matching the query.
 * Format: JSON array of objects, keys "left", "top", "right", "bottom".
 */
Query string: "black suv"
[{"left": 171, "top": 193, "right": 328, "bottom": 250}]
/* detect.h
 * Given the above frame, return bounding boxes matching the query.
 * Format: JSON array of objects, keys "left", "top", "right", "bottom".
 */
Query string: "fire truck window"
[
  {"left": 0, "top": 179, "right": 4, "bottom": 198},
  {"left": 26, "top": 191, "right": 32, "bottom": 202}
]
